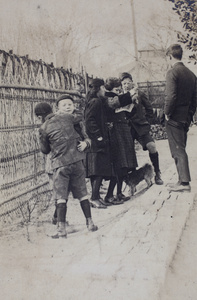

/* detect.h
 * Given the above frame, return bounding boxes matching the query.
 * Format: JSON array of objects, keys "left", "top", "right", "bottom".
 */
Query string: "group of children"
[{"left": 34, "top": 72, "right": 164, "bottom": 239}]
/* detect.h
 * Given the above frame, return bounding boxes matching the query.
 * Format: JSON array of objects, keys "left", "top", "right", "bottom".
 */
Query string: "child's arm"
[
  {"left": 72, "top": 109, "right": 83, "bottom": 124},
  {"left": 39, "top": 128, "right": 51, "bottom": 154},
  {"left": 140, "top": 91, "right": 154, "bottom": 123},
  {"left": 107, "top": 91, "right": 138, "bottom": 109},
  {"left": 75, "top": 120, "right": 91, "bottom": 152}
]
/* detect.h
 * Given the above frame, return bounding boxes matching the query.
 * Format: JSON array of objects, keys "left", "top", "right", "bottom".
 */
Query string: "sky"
[{"left": 0, "top": 0, "right": 187, "bottom": 78}]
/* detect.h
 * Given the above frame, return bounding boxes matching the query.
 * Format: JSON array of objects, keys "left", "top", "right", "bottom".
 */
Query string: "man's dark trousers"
[{"left": 165, "top": 121, "right": 191, "bottom": 183}]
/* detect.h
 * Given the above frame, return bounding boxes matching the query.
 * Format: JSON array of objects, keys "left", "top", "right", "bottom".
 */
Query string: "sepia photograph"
[{"left": 0, "top": 0, "right": 197, "bottom": 299}]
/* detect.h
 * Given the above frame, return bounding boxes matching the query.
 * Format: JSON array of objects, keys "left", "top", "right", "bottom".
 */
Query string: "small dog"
[{"left": 124, "top": 164, "right": 154, "bottom": 196}]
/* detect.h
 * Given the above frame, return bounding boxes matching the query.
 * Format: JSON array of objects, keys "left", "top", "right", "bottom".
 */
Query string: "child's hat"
[{"left": 56, "top": 94, "right": 74, "bottom": 106}]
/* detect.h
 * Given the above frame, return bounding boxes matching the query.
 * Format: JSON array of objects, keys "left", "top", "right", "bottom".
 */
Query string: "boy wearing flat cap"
[
  {"left": 35, "top": 98, "right": 98, "bottom": 239},
  {"left": 52, "top": 94, "right": 91, "bottom": 224}
]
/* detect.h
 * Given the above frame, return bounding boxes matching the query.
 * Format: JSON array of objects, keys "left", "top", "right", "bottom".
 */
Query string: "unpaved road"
[
  {"left": 0, "top": 126, "right": 197, "bottom": 300},
  {"left": 160, "top": 195, "right": 197, "bottom": 300}
]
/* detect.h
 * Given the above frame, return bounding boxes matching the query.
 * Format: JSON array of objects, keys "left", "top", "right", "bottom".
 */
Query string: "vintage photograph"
[{"left": 0, "top": 0, "right": 197, "bottom": 299}]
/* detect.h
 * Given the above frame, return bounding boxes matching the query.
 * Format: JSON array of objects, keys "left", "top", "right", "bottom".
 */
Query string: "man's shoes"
[
  {"left": 166, "top": 181, "right": 180, "bottom": 188},
  {"left": 168, "top": 183, "right": 191, "bottom": 192},
  {"left": 89, "top": 199, "right": 107, "bottom": 209},
  {"left": 86, "top": 218, "right": 98, "bottom": 232},
  {"left": 155, "top": 172, "right": 164, "bottom": 185}
]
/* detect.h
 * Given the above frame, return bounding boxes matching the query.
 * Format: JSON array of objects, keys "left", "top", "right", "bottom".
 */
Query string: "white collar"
[{"left": 172, "top": 61, "right": 182, "bottom": 67}]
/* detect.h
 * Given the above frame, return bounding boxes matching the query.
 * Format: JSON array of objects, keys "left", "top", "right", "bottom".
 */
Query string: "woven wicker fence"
[
  {"left": 0, "top": 85, "right": 86, "bottom": 223},
  {"left": 0, "top": 49, "right": 87, "bottom": 89},
  {"left": 0, "top": 49, "right": 88, "bottom": 222}
]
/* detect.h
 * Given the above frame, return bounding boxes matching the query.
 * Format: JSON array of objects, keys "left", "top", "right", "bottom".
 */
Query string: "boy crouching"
[{"left": 34, "top": 100, "right": 98, "bottom": 239}]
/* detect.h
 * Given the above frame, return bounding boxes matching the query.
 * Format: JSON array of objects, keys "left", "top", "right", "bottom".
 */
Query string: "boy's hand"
[
  {"left": 132, "top": 94, "right": 139, "bottom": 104},
  {"left": 77, "top": 141, "right": 87, "bottom": 152},
  {"left": 129, "top": 87, "right": 139, "bottom": 104}
]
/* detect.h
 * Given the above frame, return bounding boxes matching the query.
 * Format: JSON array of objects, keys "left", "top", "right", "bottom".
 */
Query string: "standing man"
[
  {"left": 165, "top": 44, "right": 197, "bottom": 192},
  {"left": 120, "top": 72, "right": 163, "bottom": 185}
]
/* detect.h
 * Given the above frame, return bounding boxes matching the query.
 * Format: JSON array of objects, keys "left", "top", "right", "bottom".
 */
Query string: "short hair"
[
  {"left": 34, "top": 102, "right": 52, "bottom": 116},
  {"left": 56, "top": 94, "right": 74, "bottom": 106},
  {"left": 119, "top": 72, "right": 133, "bottom": 82},
  {"left": 86, "top": 78, "right": 105, "bottom": 102},
  {"left": 166, "top": 44, "right": 183, "bottom": 60},
  {"left": 105, "top": 77, "right": 121, "bottom": 91},
  {"left": 89, "top": 78, "right": 104, "bottom": 89}
]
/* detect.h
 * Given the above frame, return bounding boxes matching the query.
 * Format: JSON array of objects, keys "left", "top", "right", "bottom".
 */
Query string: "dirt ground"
[
  {"left": 160, "top": 195, "right": 197, "bottom": 300},
  {"left": 0, "top": 126, "right": 197, "bottom": 300}
]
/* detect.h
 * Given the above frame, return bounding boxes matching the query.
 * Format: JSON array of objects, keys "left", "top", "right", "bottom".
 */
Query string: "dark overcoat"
[
  {"left": 85, "top": 93, "right": 138, "bottom": 178},
  {"left": 127, "top": 90, "right": 154, "bottom": 136},
  {"left": 105, "top": 107, "right": 138, "bottom": 175},
  {"left": 85, "top": 96, "right": 113, "bottom": 178},
  {"left": 164, "top": 62, "right": 197, "bottom": 123}
]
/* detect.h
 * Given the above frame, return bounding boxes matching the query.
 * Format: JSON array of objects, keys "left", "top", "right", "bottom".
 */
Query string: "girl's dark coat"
[{"left": 85, "top": 94, "right": 137, "bottom": 178}]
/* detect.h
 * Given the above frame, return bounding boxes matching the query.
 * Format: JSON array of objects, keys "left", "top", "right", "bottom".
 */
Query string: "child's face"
[
  {"left": 107, "top": 97, "right": 115, "bottom": 106},
  {"left": 121, "top": 78, "right": 134, "bottom": 93},
  {"left": 111, "top": 86, "right": 122, "bottom": 95},
  {"left": 97, "top": 85, "right": 106, "bottom": 98},
  {"left": 58, "top": 99, "right": 75, "bottom": 114},
  {"left": 36, "top": 115, "right": 45, "bottom": 123}
]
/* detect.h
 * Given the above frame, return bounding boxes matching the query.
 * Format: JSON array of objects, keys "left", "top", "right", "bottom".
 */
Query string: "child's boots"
[
  {"left": 86, "top": 217, "right": 98, "bottom": 232},
  {"left": 52, "top": 222, "right": 67, "bottom": 239}
]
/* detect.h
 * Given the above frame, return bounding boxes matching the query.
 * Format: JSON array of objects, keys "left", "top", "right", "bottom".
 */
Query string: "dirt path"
[
  {"left": 160, "top": 126, "right": 197, "bottom": 300},
  {"left": 0, "top": 126, "right": 197, "bottom": 300},
  {"left": 160, "top": 196, "right": 197, "bottom": 300}
]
